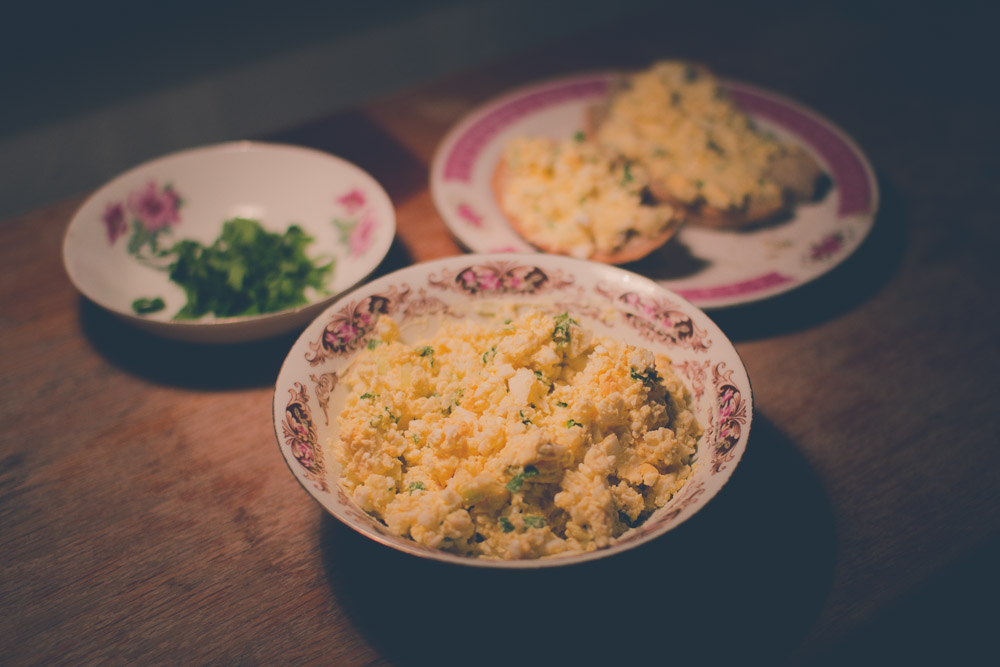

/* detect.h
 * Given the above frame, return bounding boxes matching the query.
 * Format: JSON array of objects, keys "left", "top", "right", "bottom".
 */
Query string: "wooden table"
[{"left": 3, "top": 4, "right": 998, "bottom": 664}]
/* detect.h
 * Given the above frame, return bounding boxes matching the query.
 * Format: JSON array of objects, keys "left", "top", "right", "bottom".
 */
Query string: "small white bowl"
[
  {"left": 273, "top": 254, "right": 752, "bottom": 568},
  {"left": 63, "top": 141, "right": 395, "bottom": 343}
]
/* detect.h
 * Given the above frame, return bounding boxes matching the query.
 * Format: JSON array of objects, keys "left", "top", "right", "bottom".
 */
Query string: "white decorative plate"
[
  {"left": 274, "top": 253, "right": 752, "bottom": 568},
  {"left": 430, "top": 71, "right": 879, "bottom": 308},
  {"left": 63, "top": 141, "right": 395, "bottom": 343}
]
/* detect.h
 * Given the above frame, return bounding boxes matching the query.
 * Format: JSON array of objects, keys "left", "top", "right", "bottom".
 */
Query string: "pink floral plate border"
[
  {"left": 430, "top": 72, "right": 880, "bottom": 309},
  {"left": 273, "top": 254, "right": 753, "bottom": 568}
]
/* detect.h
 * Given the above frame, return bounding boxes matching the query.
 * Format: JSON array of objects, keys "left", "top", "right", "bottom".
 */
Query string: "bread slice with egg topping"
[
  {"left": 493, "top": 135, "right": 683, "bottom": 263},
  {"left": 588, "top": 61, "right": 823, "bottom": 229}
]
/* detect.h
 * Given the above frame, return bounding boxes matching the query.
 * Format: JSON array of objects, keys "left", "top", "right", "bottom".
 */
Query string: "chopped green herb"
[
  {"left": 482, "top": 346, "right": 497, "bottom": 364},
  {"left": 533, "top": 370, "right": 545, "bottom": 381},
  {"left": 500, "top": 517, "right": 515, "bottom": 533},
  {"left": 556, "top": 401, "right": 568, "bottom": 408},
  {"left": 503, "top": 318, "right": 512, "bottom": 324},
  {"left": 506, "top": 465, "right": 539, "bottom": 493},
  {"left": 621, "top": 162, "right": 634, "bottom": 185},
  {"left": 369, "top": 416, "right": 383, "bottom": 428},
  {"left": 552, "top": 312, "right": 579, "bottom": 346},
  {"left": 366, "top": 338, "right": 380, "bottom": 350},
  {"left": 408, "top": 481, "right": 426, "bottom": 495},
  {"left": 167, "top": 218, "right": 333, "bottom": 320},
  {"left": 416, "top": 346, "right": 435, "bottom": 367},
  {"left": 630, "top": 366, "right": 662, "bottom": 389},
  {"left": 573, "top": 130, "right": 586, "bottom": 143},
  {"left": 384, "top": 406, "right": 400, "bottom": 424},
  {"left": 519, "top": 410, "right": 532, "bottom": 426},
  {"left": 412, "top": 433, "right": 421, "bottom": 443},
  {"left": 505, "top": 475, "right": 523, "bottom": 492},
  {"left": 566, "top": 419, "right": 583, "bottom": 428},
  {"left": 359, "top": 392, "right": 377, "bottom": 400},
  {"left": 131, "top": 297, "right": 165, "bottom": 315},
  {"left": 523, "top": 515, "right": 546, "bottom": 529}
]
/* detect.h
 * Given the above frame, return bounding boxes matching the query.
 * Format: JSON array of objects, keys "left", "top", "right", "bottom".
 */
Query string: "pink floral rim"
[{"left": 276, "top": 258, "right": 752, "bottom": 565}]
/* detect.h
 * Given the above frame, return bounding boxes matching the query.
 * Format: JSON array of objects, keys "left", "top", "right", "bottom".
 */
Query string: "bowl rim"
[
  {"left": 61, "top": 139, "right": 396, "bottom": 338},
  {"left": 273, "top": 253, "right": 753, "bottom": 568}
]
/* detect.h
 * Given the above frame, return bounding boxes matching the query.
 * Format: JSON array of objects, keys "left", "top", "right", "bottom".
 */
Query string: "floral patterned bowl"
[
  {"left": 273, "top": 254, "right": 752, "bottom": 568},
  {"left": 62, "top": 141, "right": 395, "bottom": 343}
]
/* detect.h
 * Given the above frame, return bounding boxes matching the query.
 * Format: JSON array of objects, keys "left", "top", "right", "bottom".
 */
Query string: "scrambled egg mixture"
[
  {"left": 594, "top": 60, "right": 788, "bottom": 211},
  {"left": 499, "top": 136, "right": 677, "bottom": 259},
  {"left": 333, "top": 309, "right": 701, "bottom": 560}
]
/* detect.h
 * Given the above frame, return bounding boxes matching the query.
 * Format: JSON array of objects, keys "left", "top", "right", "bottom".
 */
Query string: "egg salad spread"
[
  {"left": 498, "top": 136, "right": 677, "bottom": 259},
  {"left": 594, "top": 61, "right": 788, "bottom": 212},
  {"left": 333, "top": 309, "right": 701, "bottom": 560}
]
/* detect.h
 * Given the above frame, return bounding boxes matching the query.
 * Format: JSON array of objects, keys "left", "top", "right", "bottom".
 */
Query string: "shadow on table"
[
  {"left": 632, "top": 170, "right": 908, "bottom": 343},
  {"left": 320, "top": 413, "right": 836, "bottom": 665},
  {"left": 76, "top": 237, "right": 414, "bottom": 390},
  {"left": 804, "top": 530, "right": 1000, "bottom": 665}
]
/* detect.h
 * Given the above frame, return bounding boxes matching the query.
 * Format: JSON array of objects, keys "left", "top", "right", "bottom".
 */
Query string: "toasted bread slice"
[
  {"left": 589, "top": 62, "right": 824, "bottom": 229},
  {"left": 492, "top": 138, "right": 683, "bottom": 264}
]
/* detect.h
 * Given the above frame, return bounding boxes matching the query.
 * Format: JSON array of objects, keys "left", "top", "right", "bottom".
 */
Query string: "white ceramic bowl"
[
  {"left": 63, "top": 141, "right": 395, "bottom": 343},
  {"left": 273, "top": 254, "right": 752, "bottom": 568}
]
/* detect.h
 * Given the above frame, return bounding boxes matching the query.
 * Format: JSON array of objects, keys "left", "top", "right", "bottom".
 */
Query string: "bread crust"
[{"left": 492, "top": 156, "right": 682, "bottom": 265}]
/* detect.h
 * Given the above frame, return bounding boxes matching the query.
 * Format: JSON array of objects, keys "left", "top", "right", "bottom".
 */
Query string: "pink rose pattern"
[
  {"left": 596, "top": 286, "right": 712, "bottom": 352},
  {"left": 711, "top": 363, "right": 747, "bottom": 474},
  {"left": 333, "top": 188, "right": 378, "bottom": 258},
  {"left": 102, "top": 180, "right": 183, "bottom": 253},
  {"left": 337, "top": 188, "right": 367, "bottom": 215},
  {"left": 128, "top": 180, "right": 181, "bottom": 231},
  {"left": 308, "top": 293, "right": 393, "bottom": 365},
  {"left": 281, "top": 383, "right": 329, "bottom": 493},
  {"left": 102, "top": 202, "right": 127, "bottom": 243},
  {"left": 428, "top": 262, "right": 573, "bottom": 297},
  {"left": 457, "top": 203, "right": 483, "bottom": 228},
  {"left": 809, "top": 231, "right": 845, "bottom": 261}
]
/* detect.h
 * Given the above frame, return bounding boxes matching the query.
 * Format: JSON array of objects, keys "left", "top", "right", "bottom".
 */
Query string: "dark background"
[{"left": 3, "top": 0, "right": 995, "bottom": 220}]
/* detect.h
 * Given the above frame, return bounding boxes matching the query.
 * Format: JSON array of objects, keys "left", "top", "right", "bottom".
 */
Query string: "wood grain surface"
[{"left": 2, "top": 3, "right": 998, "bottom": 664}]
